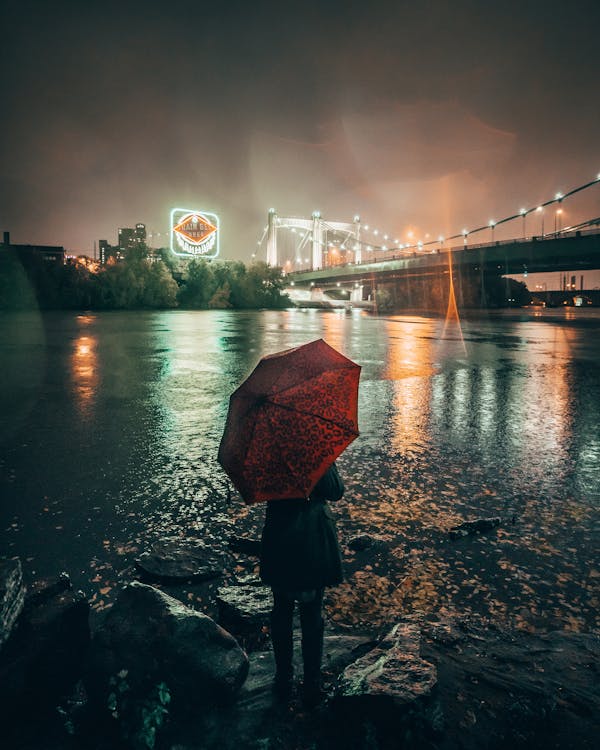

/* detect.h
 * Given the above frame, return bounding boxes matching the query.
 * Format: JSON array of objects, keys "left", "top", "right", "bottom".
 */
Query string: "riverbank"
[{"left": 2, "top": 562, "right": 598, "bottom": 750}]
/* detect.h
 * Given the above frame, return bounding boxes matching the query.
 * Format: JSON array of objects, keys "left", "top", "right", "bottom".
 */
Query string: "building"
[
  {"left": 99, "top": 239, "right": 113, "bottom": 265},
  {"left": 99, "top": 223, "right": 147, "bottom": 264},
  {"left": 1, "top": 231, "right": 65, "bottom": 264},
  {"left": 118, "top": 223, "right": 146, "bottom": 254}
]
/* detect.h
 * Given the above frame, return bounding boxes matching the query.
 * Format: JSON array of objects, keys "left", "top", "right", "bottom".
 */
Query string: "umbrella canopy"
[{"left": 218, "top": 339, "right": 360, "bottom": 504}]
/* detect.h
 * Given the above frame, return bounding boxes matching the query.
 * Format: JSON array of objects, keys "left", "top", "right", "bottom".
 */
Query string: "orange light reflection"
[{"left": 71, "top": 334, "right": 98, "bottom": 415}]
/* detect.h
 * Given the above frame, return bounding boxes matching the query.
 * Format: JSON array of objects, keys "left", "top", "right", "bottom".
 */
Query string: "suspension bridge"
[{"left": 256, "top": 175, "right": 600, "bottom": 301}]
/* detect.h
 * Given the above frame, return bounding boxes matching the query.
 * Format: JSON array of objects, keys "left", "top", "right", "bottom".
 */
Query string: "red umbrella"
[{"left": 218, "top": 339, "right": 360, "bottom": 504}]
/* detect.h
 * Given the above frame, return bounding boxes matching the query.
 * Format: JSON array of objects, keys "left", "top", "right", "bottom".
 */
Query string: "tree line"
[{"left": 0, "top": 245, "right": 291, "bottom": 311}]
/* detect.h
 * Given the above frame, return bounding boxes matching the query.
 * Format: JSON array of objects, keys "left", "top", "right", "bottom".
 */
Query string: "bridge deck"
[{"left": 288, "top": 232, "right": 600, "bottom": 286}]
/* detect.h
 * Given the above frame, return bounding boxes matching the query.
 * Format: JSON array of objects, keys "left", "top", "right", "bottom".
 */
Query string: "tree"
[
  {"left": 141, "top": 261, "right": 178, "bottom": 308},
  {"left": 177, "top": 260, "right": 217, "bottom": 308}
]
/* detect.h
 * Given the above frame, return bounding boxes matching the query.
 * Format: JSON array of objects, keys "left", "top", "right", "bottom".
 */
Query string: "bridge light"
[
  {"left": 373, "top": 229, "right": 379, "bottom": 236},
  {"left": 290, "top": 281, "right": 295, "bottom": 286},
  {"left": 296, "top": 257, "right": 301, "bottom": 263},
  {"left": 382, "top": 245, "right": 387, "bottom": 250},
  {"left": 291, "top": 228, "right": 296, "bottom": 233},
  {"left": 257, "top": 241, "right": 261, "bottom": 245},
  {"left": 336, "top": 282, "right": 341, "bottom": 287},
  {"left": 438, "top": 235, "right": 444, "bottom": 243},
  {"left": 394, "top": 238, "right": 399, "bottom": 244},
  {"left": 555, "top": 192, "right": 563, "bottom": 201},
  {"left": 364, "top": 224, "right": 369, "bottom": 230},
  {"left": 489, "top": 219, "right": 496, "bottom": 227},
  {"left": 383, "top": 234, "right": 388, "bottom": 240},
  {"left": 520, "top": 207, "right": 527, "bottom": 215},
  {"left": 312, "top": 211, "right": 321, "bottom": 218},
  {"left": 353, "top": 215, "right": 360, "bottom": 222}
]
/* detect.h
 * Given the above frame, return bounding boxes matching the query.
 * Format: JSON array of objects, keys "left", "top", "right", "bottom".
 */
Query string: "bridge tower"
[
  {"left": 266, "top": 208, "right": 277, "bottom": 267},
  {"left": 265, "top": 210, "right": 362, "bottom": 270}
]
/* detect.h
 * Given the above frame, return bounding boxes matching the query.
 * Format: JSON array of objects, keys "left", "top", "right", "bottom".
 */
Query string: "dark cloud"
[{"left": 1, "top": 0, "right": 599, "bottom": 256}]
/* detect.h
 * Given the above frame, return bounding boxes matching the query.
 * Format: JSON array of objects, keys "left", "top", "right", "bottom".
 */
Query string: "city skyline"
[{"left": 1, "top": 0, "right": 599, "bottom": 261}]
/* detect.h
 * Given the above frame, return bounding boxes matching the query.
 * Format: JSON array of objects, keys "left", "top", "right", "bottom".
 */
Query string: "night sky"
[{"left": 1, "top": 0, "right": 599, "bottom": 259}]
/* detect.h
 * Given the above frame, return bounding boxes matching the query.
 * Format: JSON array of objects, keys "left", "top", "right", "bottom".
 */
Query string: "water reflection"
[
  {"left": 1, "top": 310, "right": 599, "bottom": 634},
  {"left": 70, "top": 330, "right": 98, "bottom": 416}
]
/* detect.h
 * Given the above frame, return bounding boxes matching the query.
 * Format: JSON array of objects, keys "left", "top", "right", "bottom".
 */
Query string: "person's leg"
[
  {"left": 270, "top": 589, "right": 295, "bottom": 698},
  {"left": 298, "top": 589, "right": 325, "bottom": 708}
]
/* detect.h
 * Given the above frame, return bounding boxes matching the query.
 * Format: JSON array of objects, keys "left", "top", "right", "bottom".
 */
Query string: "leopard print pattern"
[{"left": 218, "top": 339, "right": 360, "bottom": 504}]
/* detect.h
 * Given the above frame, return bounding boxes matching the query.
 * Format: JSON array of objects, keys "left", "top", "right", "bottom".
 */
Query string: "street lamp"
[
  {"left": 520, "top": 208, "right": 527, "bottom": 238},
  {"left": 489, "top": 220, "right": 496, "bottom": 243},
  {"left": 536, "top": 206, "right": 544, "bottom": 237},
  {"left": 555, "top": 208, "right": 563, "bottom": 237}
]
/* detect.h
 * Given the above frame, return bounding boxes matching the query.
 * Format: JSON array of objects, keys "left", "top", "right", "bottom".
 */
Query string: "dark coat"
[{"left": 259, "top": 463, "right": 344, "bottom": 591}]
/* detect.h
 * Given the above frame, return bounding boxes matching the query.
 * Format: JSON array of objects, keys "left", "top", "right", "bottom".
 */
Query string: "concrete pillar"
[
  {"left": 350, "top": 285, "right": 363, "bottom": 303},
  {"left": 312, "top": 212, "right": 322, "bottom": 270},
  {"left": 353, "top": 216, "right": 361, "bottom": 264},
  {"left": 266, "top": 209, "right": 277, "bottom": 266}
]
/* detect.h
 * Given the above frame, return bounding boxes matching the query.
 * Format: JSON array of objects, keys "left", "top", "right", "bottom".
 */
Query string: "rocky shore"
[{"left": 1, "top": 548, "right": 599, "bottom": 750}]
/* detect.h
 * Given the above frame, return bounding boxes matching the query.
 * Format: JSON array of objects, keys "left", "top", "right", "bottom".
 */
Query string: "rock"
[
  {"left": 228, "top": 535, "right": 262, "bottom": 556},
  {"left": 348, "top": 534, "right": 387, "bottom": 552},
  {"left": 336, "top": 622, "right": 437, "bottom": 706},
  {"left": 86, "top": 582, "right": 248, "bottom": 712},
  {"left": 0, "top": 557, "right": 26, "bottom": 649},
  {"left": 217, "top": 585, "right": 273, "bottom": 648},
  {"left": 217, "top": 585, "right": 273, "bottom": 626},
  {"left": 449, "top": 517, "right": 501, "bottom": 539},
  {"left": 135, "top": 540, "right": 224, "bottom": 582},
  {"left": 0, "top": 574, "right": 90, "bottom": 719},
  {"left": 419, "top": 619, "right": 600, "bottom": 750}
]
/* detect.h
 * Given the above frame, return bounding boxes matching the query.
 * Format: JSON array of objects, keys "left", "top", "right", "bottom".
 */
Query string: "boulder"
[
  {"left": 449, "top": 517, "right": 501, "bottom": 539},
  {"left": 0, "top": 557, "right": 26, "bottom": 649},
  {"left": 336, "top": 622, "right": 437, "bottom": 706},
  {"left": 86, "top": 582, "right": 248, "bottom": 712},
  {"left": 0, "top": 573, "right": 90, "bottom": 718},
  {"left": 216, "top": 584, "right": 273, "bottom": 650},
  {"left": 217, "top": 584, "right": 273, "bottom": 629},
  {"left": 135, "top": 540, "right": 224, "bottom": 582}
]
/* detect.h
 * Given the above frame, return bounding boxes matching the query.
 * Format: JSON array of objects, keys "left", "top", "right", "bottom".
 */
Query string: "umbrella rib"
[
  {"left": 267, "top": 366, "right": 355, "bottom": 403},
  {"left": 264, "top": 398, "right": 359, "bottom": 435}
]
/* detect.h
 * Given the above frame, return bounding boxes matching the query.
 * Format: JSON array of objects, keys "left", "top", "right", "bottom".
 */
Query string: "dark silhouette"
[{"left": 259, "top": 462, "right": 344, "bottom": 708}]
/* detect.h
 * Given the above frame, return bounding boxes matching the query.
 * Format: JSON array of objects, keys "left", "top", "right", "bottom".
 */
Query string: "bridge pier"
[{"left": 350, "top": 284, "right": 363, "bottom": 303}]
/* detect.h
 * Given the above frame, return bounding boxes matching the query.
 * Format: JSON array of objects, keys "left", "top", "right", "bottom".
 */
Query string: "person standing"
[{"left": 259, "top": 462, "right": 344, "bottom": 708}]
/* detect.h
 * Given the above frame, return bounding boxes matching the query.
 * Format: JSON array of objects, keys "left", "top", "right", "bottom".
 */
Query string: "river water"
[{"left": 1, "top": 309, "right": 598, "bottom": 632}]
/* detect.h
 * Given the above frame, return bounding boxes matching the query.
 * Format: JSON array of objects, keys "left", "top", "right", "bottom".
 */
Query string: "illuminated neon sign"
[{"left": 170, "top": 208, "right": 220, "bottom": 259}]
